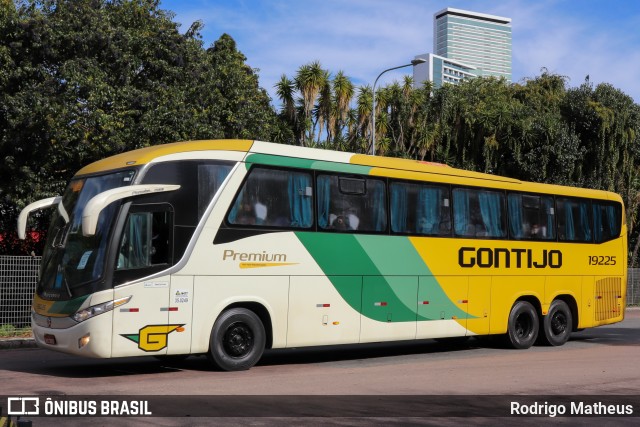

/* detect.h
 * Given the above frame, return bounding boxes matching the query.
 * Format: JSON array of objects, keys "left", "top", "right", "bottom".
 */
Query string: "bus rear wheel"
[
  {"left": 208, "top": 308, "right": 265, "bottom": 371},
  {"left": 505, "top": 301, "right": 539, "bottom": 349},
  {"left": 539, "top": 300, "right": 572, "bottom": 346}
]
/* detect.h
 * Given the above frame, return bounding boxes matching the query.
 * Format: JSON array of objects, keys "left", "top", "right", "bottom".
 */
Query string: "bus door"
[{"left": 111, "top": 206, "right": 176, "bottom": 357}]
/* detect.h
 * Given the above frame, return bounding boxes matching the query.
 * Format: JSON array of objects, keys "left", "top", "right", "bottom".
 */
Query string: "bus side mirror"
[
  {"left": 17, "top": 196, "right": 62, "bottom": 240},
  {"left": 82, "top": 184, "right": 180, "bottom": 236}
]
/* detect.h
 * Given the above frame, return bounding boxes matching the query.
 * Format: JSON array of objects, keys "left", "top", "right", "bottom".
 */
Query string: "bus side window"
[
  {"left": 117, "top": 209, "right": 172, "bottom": 270},
  {"left": 453, "top": 188, "right": 506, "bottom": 238},
  {"left": 228, "top": 168, "right": 314, "bottom": 229},
  {"left": 507, "top": 193, "right": 556, "bottom": 240},
  {"left": 390, "top": 181, "right": 450, "bottom": 236},
  {"left": 317, "top": 174, "right": 387, "bottom": 233},
  {"left": 557, "top": 197, "right": 592, "bottom": 242},
  {"left": 197, "top": 163, "right": 233, "bottom": 220},
  {"left": 592, "top": 201, "right": 622, "bottom": 243}
]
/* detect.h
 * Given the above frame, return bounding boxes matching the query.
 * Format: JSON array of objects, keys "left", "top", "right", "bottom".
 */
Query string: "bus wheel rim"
[
  {"left": 550, "top": 312, "right": 567, "bottom": 336},
  {"left": 515, "top": 314, "right": 531, "bottom": 338},
  {"left": 223, "top": 322, "right": 254, "bottom": 358}
]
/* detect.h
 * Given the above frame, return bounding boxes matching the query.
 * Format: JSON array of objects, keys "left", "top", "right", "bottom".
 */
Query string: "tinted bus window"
[
  {"left": 390, "top": 181, "right": 451, "bottom": 236},
  {"left": 317, "top": 174, "right": 387, "bottom": 232},
  {"left": 197, "top": 163, "right": 234, "bottom": 220},
  {"left": 453, "top": 188, "right": 506, "bottom": 238},
  {"left": 228, "top": 168, "right": 313, "bottom": 228},
  {"left": 507, "top": 193, "right": 556, "bottom": 240},
  {"left": 592, "top": 201, "right": 622, "bottom": 243},
  {"left": 557, "top": 197, "right": 592, "bottom": 242},
  {"left": 117, "top": 209, "right": 172, "bottom": 270}
]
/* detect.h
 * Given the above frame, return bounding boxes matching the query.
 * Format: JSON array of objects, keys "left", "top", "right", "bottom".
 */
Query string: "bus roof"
[
  {"left": 76, "top": 140, "right": 254, "bottom": 175},
  {"left": 75, "top": 139, "right": 620, "bottom": 201}
]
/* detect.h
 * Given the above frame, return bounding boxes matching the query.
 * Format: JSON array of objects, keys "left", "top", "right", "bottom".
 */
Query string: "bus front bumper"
[{"left": 32, "top": 310, "right": 113, "bottom": 358}]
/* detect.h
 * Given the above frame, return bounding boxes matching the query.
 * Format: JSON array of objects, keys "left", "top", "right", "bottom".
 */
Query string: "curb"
[{"left": 0, "top": 338, "right": 38, "bottom": 350}]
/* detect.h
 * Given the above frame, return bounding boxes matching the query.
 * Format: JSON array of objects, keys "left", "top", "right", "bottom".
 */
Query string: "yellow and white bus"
[{"left": 18, "top": 140, "right": 626, "bottom": 370}]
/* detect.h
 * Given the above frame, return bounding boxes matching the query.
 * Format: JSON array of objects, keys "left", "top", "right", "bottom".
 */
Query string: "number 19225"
[{"left": 588, "top": 255, "right": 616, "bottom": 266}]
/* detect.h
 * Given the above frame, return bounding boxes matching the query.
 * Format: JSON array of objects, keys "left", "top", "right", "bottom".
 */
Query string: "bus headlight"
[{"left": 72, "top": 296, "right": 132, "bottom": 323}]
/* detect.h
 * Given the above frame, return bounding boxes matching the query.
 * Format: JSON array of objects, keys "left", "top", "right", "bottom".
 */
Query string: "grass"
[{"left": 0, "top": 324, "right": 33, "bottom": 338}]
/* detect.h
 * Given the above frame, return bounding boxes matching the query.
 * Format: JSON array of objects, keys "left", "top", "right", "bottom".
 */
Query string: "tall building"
[
  {"left": 433, "top": 8, "right": 512, "bottom": 82},
  {"left": 413, "top": 53, "right": 476, "bottom": 89}
]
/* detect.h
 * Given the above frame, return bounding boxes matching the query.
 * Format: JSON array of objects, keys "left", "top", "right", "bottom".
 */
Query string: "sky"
[{"left": 159, "top": 0, "right": 640, "bottom": 105}]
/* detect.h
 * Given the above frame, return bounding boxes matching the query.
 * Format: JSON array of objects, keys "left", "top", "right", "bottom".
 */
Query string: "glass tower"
[{"left": 433, "top": 8, "right": 512, "bottom": 82}]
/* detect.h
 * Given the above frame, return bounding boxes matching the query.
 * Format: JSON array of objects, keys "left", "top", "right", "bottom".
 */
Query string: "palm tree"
[
  {"left": 275, "top": 74, "right": 296, "bottom": 123},
  {"left": 295, "top": 61, "right": 327, "bottom": 145},
  {"left": 356, "top": 86, "right": 373, "bottom": 153},
  {"left": 314, "top": 70, "right": 332, "bottom": 144},
  {"left": 332, "top": 71, "right": 354, "bottom": 139}
]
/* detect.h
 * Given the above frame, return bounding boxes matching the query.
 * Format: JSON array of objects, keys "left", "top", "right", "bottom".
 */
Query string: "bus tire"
[
  {"left": 540, "top": 300, "right": 572, "bottom": 346},
  {"left": 505, "top": 301, "right": 539, "bottom": 349},
  {"left": 207, "top": 308, "right": 265, "bottom": 371}
]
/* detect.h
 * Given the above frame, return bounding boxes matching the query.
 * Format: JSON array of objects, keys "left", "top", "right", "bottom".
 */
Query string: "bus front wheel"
[
  {"left": 505, "top": 301, "right": 539, "bottom": 349},
  {"left": 208, "top": 308, "right": 266, "bottom": 371},
  {"left": 540, "top": 300, "right": 572, "bottom": 346}
]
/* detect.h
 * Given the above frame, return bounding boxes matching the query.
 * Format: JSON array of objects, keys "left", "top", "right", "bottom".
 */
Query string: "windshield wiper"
[
  {"left": 57, "top": 264, "right": 73, "bottom": 298},
  {"left": 51, "top": 224, "right": 71, "bottom": 249}
]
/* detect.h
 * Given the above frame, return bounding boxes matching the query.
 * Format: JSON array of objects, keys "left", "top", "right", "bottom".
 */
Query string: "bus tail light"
[{"left": 72, "top": 296, "right": 132, "bottom": 323}]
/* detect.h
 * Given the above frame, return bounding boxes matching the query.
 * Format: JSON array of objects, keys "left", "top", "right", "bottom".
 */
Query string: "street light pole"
[{"left": 371, "top": 58, "right": 427, "bottom": 156}]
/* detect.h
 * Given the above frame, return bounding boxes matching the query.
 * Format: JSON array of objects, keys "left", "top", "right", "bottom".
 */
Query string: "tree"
[
  {"left": 294, "top": 61, "right": 327, "bottom": 146},
  {"left": 0, "top": 0, "right": 280, "bottom": 254}
]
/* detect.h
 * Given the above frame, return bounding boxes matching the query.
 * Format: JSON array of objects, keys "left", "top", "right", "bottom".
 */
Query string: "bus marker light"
[
  {"left": 458, "top": 300, "right": 468, "bottom": 304},
  {"left": 78, "top": 334, "right": 90, "bottom": 349},
  {"left": 421, "top": 301, "right": 430, "bottom": 305},
  {"left": 176, "top": 327, "right": 185, "bottom": 332},
  {"left": 316, "top": 304, "right": 330, "bottom": 308},
  {"left": 452, "top": 316, "right": 458, "bottom": 320},
  {"left": 160, "top": 307, "right": 179, "bottom": 312},
  {"left": 374, "top": 302, "right": 388, "bottom": 307},
  {"left": 333, "top": 322, "right": 340, "bottom": 325},
  {"left": 120, "top": 308, "right": 139, "bottom": 313}
]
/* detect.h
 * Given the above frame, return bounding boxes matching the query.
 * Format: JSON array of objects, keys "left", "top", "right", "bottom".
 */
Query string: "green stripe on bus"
[
  {"left": 355, "top": 235, "right": 470, "bottom": 320},
  {"left": 245, "top": 154, "right": 372, "bottom": 175},
  {"left": 295, "top": 233, "right": 471, "bottom": 322},
  {"left": 48, "top": 294, "right": 90, "bottom": 315}
]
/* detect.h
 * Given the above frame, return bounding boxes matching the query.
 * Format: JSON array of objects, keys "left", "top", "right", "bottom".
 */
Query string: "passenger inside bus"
[
  {"left": 530, "top": 223, "right": 546, "bottom": 238},
  {"left": 331, "top": 215, "right": 349, "bottom": 230},
  {"left": 235, "top": 202, "right": 256, "bottom": 225}
]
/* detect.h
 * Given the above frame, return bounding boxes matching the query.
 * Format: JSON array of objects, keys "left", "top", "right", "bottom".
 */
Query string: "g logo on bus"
[
  {"left": 121, "top": 324, "right": 185, "bottom": 352},
  {"left": 46, "top": 317, "right": 52, "bottom": 328}
]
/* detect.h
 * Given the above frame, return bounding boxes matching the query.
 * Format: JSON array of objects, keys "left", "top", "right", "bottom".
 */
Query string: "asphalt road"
[{"left": 1, "top": 309, "right": 639, "bottom": 425}]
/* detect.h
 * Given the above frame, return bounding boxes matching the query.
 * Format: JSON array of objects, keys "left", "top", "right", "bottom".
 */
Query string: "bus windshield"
[{"left": 39, "top": 170, "right": 136, "bottom": 299}]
